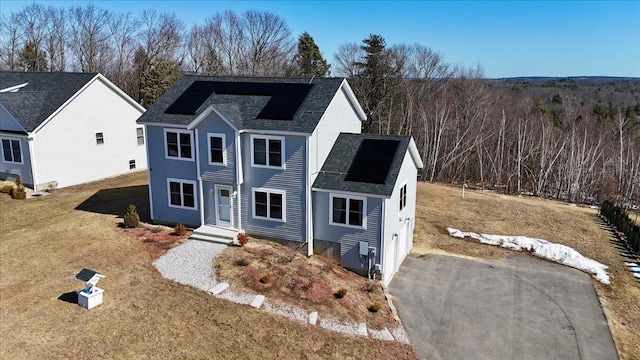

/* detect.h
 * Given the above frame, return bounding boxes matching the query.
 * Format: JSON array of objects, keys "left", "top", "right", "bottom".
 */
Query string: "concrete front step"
[{"left": 190, "top": 225, "right": 239, "bottom": 245}]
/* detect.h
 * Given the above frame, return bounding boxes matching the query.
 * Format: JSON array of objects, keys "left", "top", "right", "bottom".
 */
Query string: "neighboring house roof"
[
  {"left": 137, "top": 75, "right": 366, "bottom": 133},
  {"left": 0, "top": 72, "right": 98, "bottom": 132},
  {"left": 313, "top": 133, "right": 424, "bottom": 197}
]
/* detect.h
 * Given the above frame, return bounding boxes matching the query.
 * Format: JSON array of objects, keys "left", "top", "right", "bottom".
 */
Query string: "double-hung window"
[
  {"left": 251, "top": 135, "right": 284, "bottom": 168},
  {"left": 399, "top": 183, "right": 407, "bottom": 212},
  {"left": 167, "top": 179, "right": 197, "bottom": 210},
  {"left": 165, "top": 129, "right": 193, "bottom": 160},
  {"left": 208, "top": 133, "right": 226, "bottom": 165},
  {"left": 330, "top": 194, "right": 366, "bottom": 229},
  {"left": 252, "top": 188, "right": 285, "bottom": 222},
  {"left": 1, "top": 138, "right": 22, "bottom": 163},
  {"left": 136, "top": 128, "right": 144, "bottom": 146}
]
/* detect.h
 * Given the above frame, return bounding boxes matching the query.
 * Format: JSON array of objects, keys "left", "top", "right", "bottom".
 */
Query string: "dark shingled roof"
[
  {"left": 0, "top": 72, "right": 97, "bottom": 132},
  {"left": 313, "top": 133, "right": 413, "bottom": 197},
  {"left": 136, "top": 75, "right": 347, "bottom": 133}
]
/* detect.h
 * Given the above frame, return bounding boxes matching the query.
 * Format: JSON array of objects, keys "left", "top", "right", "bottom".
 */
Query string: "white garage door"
[
  {"left": 383, "top": 236, "right": 398, "bottom": 286},
  {"left": 399, "top": 221, "right": 409, "bottom": 262}
]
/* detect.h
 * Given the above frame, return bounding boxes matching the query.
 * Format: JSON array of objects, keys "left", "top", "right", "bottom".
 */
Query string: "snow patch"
[{"left": 447, "top": 228, "right": 610, "bottom": 284}]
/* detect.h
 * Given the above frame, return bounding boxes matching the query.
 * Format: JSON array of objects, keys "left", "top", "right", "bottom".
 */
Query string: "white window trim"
[
  {"left": 167, "top": 178, "right": 198, "bottom": 210},
  {"left": 207, "top": 132, "right": 227, "bottom": 166},
  {"left": 329, "top": 193, "right": 367, "bottom": 230},
  {"left": 250, "top": 134, "right": 285, "bottom": 169},
  {"left": 136, "top": 127, "right": 145, "bottom": 146},
  {"left": 252, "top": 187, "right": 286, "bottom": 223},
  {"left": 0, "top": 137, "right": 23, "bottom": 164},
  {"left": 164, "top": 128, "right": 194, "bottom": 161},
  {"left": 399, "top": 181, "right": 408, "bottom": 213}
]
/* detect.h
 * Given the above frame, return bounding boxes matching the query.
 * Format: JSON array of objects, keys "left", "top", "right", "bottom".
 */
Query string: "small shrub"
[
  {"left": 238, "top": 232, "right": 249, "bottom": 246},
  {"left": 368, "top": 301, "right": 382, "bottom": 313},
  {"left": 123, "top": 204, "right": 140, "bottom": 228},
  {"left": 362, "top": 280, "right": 378, "bottom": 293},
  {"left": 334, "top": 288, "right": 348, "bottom": 299},
  {"left": 259, "top": 272, "right": 273, "bottom": 284},
  {"left": 12, "top": 176, "right": 26, "bottom": 200},
  {"left": 234, "top": 257, "right": 251, "bottom": 266},
  {"left": 174, "top": 223, "right": 187, "bottom": 236}
]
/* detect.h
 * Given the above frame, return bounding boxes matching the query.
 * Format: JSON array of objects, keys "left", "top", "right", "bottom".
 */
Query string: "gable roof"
[
  {"left": 0, "top": 72, "right": 98, "bottom": 132},
  {"left": 137, "top": 75, "right": 365, "bottom": 134},
  {"left": 313, "top": 133, "right": 423, "bottom": 197}
]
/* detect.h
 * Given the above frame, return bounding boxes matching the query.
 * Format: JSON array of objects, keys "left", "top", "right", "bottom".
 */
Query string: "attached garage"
[{"left": 312, "top": 133, "right": 424, "bottom": 285}]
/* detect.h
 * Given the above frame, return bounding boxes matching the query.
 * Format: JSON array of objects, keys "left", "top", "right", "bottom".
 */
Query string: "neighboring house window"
[
  {"left": 330, "top": 194, "right": 366, "bottom": 229},
  {"left": 399, "top": 183, "right": 407, "bottom": 212},
  {"left": 208, "top": 133, "right": 226, "bottom": 165},
  {"left": 167, "top": 179, "right": 197, "bottom": 210},
  {"left": 136, "top": 128, "right": 144, "bottom": 146},
  {"left": 165, "top": 129, "right": 193, "bottom": 160},
  {"left": 251, "top": 135, "right": 284, "bottom": 168},
  {"left": 252, "top": 188, "right": 285, "bottom": 222},
  {"left": 1, "top": 138, "right": 22, "bottom": 163},
  {"left": 96, "top": 132, "right": 104, "bottom": 145},
  {"left": 129, "top": 160, "right": 136, "bottom": 169}
]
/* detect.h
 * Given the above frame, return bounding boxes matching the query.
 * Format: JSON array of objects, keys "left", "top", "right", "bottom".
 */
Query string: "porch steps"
[{"left": 190, "top": 225, "right": 238, "bottom": 245}]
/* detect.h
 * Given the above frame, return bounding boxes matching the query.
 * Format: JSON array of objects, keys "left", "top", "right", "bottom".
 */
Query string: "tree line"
[
  {"left": 0, "top": 3, "right": 330, "bottom": 106},
  {"left": 1, "top": 3, "right": 638, "bottom": 206}
]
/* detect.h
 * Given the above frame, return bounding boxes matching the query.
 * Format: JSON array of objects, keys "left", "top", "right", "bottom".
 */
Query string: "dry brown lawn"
[
  {"left": 414, "top": 182, "right": 640, "bottom": 360},
  {"left": 216, "top": 240, "right": 397, "bottom": 330},
  {"left": 0, "top": 172, "right": 415, "bottom": 359}
]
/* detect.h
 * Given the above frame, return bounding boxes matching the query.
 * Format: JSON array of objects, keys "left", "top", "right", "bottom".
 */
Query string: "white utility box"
[
  {"left": 77, "top": 287, "right": 104, "bottom": 309},
  {"left": 75, "top": 268, "right": 105, "bottom": 310}
]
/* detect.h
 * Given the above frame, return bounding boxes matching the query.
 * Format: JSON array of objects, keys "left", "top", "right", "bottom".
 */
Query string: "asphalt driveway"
[{"left": 389, "top": 254, "right": 618, "bottom": 360}]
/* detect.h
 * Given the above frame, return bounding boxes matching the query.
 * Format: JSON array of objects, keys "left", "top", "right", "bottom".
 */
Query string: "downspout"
[
  {"left": 306, "top": 135, "right": 313, "bottom": 257},
  {"left": 195, "top": 128, "right": 204, "bottom": 226},
  {"left": 378, "top": 198, "right": 386, "bottom": 280},
  {"left": 235, "top": 130, "right": 243, "bottom": 231}
]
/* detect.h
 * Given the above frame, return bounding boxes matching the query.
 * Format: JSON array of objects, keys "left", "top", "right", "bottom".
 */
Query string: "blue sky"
[{"left": 2, "top": 0, "right": 639, "bottom": 78}]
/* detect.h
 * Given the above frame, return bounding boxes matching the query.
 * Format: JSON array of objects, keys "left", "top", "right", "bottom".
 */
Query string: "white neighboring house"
[{"left": 0, "top": 72, "right": 147, "bottom": 190}]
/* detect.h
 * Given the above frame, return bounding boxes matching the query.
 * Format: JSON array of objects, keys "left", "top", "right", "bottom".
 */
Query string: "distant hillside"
[{"left": 488, "top": 77, "right": 640, "bottom": 115}]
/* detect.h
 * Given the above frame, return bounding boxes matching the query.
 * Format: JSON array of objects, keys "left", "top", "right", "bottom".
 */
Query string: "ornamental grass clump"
[
  {"left": 334, "top": 288, "right": 348, "bottom": 299},
  {"left": 368, "top": 301, "right": 382, "bottom": 313},
  {"left": 123, "top": 204, "right": 140, "bottom": 228},
  {"left": 174, "top": 223, "right": 187, "bottom": 236}
]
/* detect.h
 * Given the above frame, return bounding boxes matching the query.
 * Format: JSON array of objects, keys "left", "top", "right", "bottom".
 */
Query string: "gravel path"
[
  {"left": 153, "top": 240, "right": 225, "bottom": 292},
  {"left": 154, "top": 240, "right": 409, "bottom": 342}
]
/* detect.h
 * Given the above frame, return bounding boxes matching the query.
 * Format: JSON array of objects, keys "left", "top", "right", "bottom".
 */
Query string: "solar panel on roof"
[
  {"left": 344, "top": 139, "right": 400, "bottom": 184},
  {"left": 165, "top": 81, "right": 313, "bottom": 120}
]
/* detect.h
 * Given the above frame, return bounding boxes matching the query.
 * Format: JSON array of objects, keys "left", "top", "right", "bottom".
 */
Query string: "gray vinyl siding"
[
  {"left": 309, "top": 86, "right": 362, "bottom": 183},
  {"left": 197, "top": 112, "right": 236, "bottom": 184},
  {"left": 0, "top": 135, "right": 33, "bottom": 187},
  {"left": 312, "top": 192, "right": 382, "bottom": 271},
  {"left": 146, "top": 125, "right": 200, "bottom": 226},
  {"left": 240, "top": 133, "right": 306, "bottom": 242}
]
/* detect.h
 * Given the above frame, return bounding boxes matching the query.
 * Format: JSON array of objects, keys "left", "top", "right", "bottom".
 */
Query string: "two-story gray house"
[{"left": 138, "top": 76, "right": 423, "bottom": 285}]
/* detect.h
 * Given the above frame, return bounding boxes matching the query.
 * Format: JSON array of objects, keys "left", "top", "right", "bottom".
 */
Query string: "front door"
[{"left": 215, "top": 185, "right": 232, "bottom": 228}]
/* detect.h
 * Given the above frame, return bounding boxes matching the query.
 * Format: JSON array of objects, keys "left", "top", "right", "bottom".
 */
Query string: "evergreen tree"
[
  {"left": 17, "top": 41, "right": 47, "bottom": 71},
  {"left": 294, "top": 32, "right": 330, "bottom": 77},
  {"left": 139, "top": 59, "right": 180, "bottom": 108},
  {"left": 354, "top": 34, "right": 397, "bottom": 133}
]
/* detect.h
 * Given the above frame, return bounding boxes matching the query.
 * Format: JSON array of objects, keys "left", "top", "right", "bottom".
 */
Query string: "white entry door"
[{"left": 215, "top": 185, "right": 232, "bottom": 227}]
